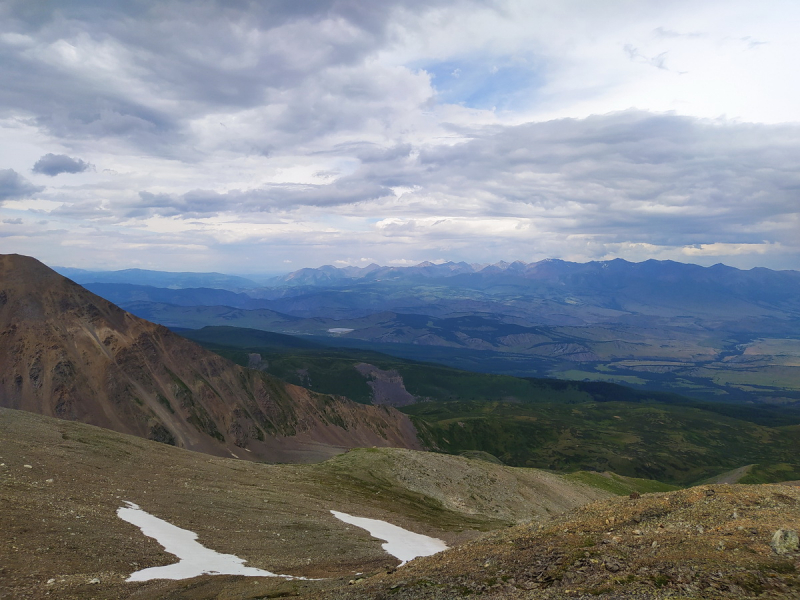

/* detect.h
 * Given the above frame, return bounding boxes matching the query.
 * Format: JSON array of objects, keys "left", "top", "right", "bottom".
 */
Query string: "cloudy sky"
[{"left": 1, "top": 0, "right": 799, "bottom": 273}]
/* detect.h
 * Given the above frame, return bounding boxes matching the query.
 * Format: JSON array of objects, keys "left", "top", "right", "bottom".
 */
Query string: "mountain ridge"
[
  {"left": 270, "top": 258, "right": 800, "bottom": 288},
  {"left": 54, "top": 258, "right": 800, "bottom": 292},
  {"left": 0, "top": 254, "right": 420, "bottom": 462}
]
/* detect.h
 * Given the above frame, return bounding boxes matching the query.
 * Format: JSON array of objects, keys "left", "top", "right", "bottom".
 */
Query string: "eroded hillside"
[{"left": 0, "top": 254, "right": 419, "bottom": 462}]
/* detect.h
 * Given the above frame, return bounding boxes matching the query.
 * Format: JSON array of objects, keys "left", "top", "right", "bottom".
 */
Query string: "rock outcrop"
[
  {"left": 771, "top": 529, "right": 800, "bottom": 555},
  {"left": 355, "top": 363, "right": 416, "bottom": 407}
]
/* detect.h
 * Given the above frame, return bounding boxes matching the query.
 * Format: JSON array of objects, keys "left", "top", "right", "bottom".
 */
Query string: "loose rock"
[{"left": 770, "top": 529, "right": 799, "bottom": 555}]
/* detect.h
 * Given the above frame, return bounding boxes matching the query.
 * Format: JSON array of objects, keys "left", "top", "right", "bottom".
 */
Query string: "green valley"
[{"left": 179, "top": 325, "right": 800, "bottom": 487}]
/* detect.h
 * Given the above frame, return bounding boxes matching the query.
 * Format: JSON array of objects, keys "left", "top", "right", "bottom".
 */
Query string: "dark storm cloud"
[
  {"left": 32, "top": 153, "right": 93, "bottom": 176},
  {"left": 0, "top": 169, "right": 44, "bottom": 201},
  {"left": 354, "top": 143, "right": 414, "bottom": 163},
  {"left": 128, "top": 191, "right": 227, "bottom": 219}
]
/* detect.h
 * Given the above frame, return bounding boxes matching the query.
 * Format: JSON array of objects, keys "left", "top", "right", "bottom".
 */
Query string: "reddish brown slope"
[{"left": 0, "top": 254, "right": 420, "bottom": 461}]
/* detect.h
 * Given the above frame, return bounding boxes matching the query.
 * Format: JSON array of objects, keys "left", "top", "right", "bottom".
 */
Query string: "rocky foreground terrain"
[
  {"left": 320, "top": 485, "right": 800, "bottom": 599},
  {"left": 0, "top": 407, "right": 608, "bottom": 600},
  {"left": 2, "top": 407, "right": 799, "bottom": 599}
]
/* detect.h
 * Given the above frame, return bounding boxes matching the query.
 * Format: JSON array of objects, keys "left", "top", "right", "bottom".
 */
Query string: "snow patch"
[
  {"left": 331, "top": 510, "right": 448, "bottom": 565},
  {"left": 117, "top": 501, "right": 304, "bottom": 582}
]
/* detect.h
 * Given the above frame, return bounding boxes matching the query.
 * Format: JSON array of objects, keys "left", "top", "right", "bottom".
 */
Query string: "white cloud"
[
  {"left": 681, "top": 242, "right": 775, "bottom": 256},
  {"left": 0, "top": 0, "right": 798, "bottom": 271}
]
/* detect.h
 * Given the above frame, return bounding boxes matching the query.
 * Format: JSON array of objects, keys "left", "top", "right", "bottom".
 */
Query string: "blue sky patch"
[{"left": 420, "top": 58, "right": 545, "bottom": 111}]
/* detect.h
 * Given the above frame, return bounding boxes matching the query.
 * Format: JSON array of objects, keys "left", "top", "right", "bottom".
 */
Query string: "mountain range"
[
  {"left": 54, "top": 266, "right": 264, "bottom": 290},
  {"left": 69, "top": 258, "right": 800, "bottom": 405}
]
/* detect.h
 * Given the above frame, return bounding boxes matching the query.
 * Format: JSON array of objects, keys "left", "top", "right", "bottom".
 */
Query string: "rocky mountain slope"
[
  {"left": 3, "top": 407, "right": 797, "bottom": 599},
  {"left": 0, "top": 254, "right": 420, "bottom": 462},
  {"left": 0, "top": 407, "right": 612, "bottom": 599}
]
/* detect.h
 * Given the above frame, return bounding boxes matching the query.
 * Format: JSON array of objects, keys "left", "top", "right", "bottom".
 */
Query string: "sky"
[{"left": 1, "top": 0, "right": 799, "bottom": 273}]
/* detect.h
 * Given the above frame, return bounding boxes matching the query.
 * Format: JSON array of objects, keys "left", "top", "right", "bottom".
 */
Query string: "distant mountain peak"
[{"left": 262, "top": 256, "right": 800, "bottom": 290}]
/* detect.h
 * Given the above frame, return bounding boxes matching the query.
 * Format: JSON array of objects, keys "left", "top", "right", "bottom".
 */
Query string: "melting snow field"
[
  {"left": 331, "top": 510, "right": 448, "bottom": 565},
  {"left": 117, "top": 502, "right": 302, "bottom": 582},
  {"left": 116, "top": 501, "right": 447, "bottom": 582}
]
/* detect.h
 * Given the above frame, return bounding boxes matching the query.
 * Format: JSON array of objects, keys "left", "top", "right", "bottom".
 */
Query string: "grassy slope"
[{"left": 405, "top": 399, "right": 800, "bottom": 486}]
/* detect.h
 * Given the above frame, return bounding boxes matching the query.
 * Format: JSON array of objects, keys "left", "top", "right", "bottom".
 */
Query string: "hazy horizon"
[{"left": 47, "top": 254, "right": 800, "bottom": 278}]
